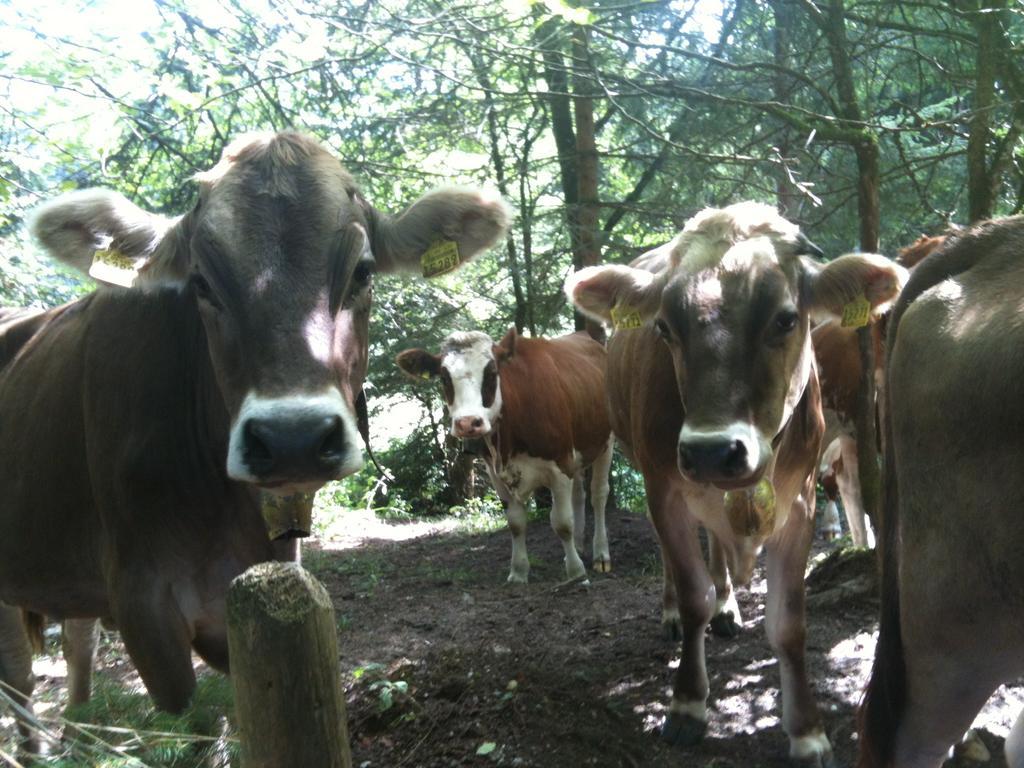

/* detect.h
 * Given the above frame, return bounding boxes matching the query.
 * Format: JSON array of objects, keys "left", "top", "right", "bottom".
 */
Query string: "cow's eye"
[
  {"left": 190, "top": 272, "right": 221, "bottom": 308},
  {"left": 654, "top": 318, "right": 672, "bottom": 341},
  {"left": 775, "top": 310, "right": 799, "bottom": 333}
]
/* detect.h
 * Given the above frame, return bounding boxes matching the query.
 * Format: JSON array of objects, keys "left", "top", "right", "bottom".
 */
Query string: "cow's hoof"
[
  {"left": 661, "top": 712, "right": 707, "bottom": 747},
  {"left": 593, "top": 557, "right": 612, "bottom": 573},
  {"left": 709, "top": 611, "right": 742, "bottom": 638},
  {"left": 506, "top": 572, "right": 528, "bottom": 584},
  {"left": 790, "top": 732, "right": 834, "bottom": 768},
  {"left": 792, "top": 751, "right": 835, "bottom": 768}
]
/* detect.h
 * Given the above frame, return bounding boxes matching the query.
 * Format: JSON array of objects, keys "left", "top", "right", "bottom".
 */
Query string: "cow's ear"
[
  {"left": 364, "top": 187, "right": 511, "bottom": 275},
  {"left": 806, "top": 253, "right": 909, "bottom": 320},
  {"left": 493, "top": 327, "right": 517, "bottom": 364},
  {"left": 564, "top": 264, "right": 666, "bottom": 326},
  {"left": 28, "top": 189, "right": 183, "bottom": 289},
  {"left": 395, "top": 349, "right": 442, "bottom": 381}
]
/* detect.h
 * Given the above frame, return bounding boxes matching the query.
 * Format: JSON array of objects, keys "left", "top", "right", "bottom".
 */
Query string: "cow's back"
[
  {"left": 889, "top": 221, "right": 1024, "bottom": 634},
  {"left": 498, "top": 332, "right": 610, "bottom": 469}
]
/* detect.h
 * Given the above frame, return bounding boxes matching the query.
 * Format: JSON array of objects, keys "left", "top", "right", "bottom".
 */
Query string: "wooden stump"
[{"left": 227, "top": 562, "right": 351, "bottom": 768}]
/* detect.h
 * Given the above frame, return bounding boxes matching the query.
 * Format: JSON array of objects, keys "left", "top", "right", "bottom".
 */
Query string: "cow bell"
[
  {"left": 723, "top": 478, "right": 776, "bottom": 537},
  {"left": 260, "top": 490, "right": 316, "bottom": 540}
]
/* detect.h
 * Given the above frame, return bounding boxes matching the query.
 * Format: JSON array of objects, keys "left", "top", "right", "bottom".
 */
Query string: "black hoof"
[
  {"left": 709, "top": 611, "right": 741, "bottom": 638},
  {"left": 660, "top": 712, "right": 707, "bottom": 747}
]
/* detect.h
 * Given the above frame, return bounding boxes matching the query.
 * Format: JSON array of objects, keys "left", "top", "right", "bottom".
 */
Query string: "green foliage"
[{"left": 43, "top": 676, "right": 236, "bottom": 767}]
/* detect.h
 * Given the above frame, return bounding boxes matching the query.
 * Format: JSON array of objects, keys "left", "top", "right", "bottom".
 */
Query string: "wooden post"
[{"left": 227, "top": 562, "right": 351, "bottom": 768}]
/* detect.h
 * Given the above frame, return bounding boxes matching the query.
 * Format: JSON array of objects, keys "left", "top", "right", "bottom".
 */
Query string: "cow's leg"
[
  {"left": 0, "top": 603, "right": 39, "bottom": 753},
  {"left": 888, "top": 652, "right": 1001, "bottom": 768},
  {"left": 114, "top": 579, "right": 196, "bottom": 713},
  {"left": 571, "top": 472, "right": 586, "bottom": 554},
  {"left": 506, "top": 497, "right": 531, "bottom": 583},
  {"left": 836, "top": 434, "right": 874, "bottom": 548},
  {"left": 647, "top": 479, "right": 713, "bottom": 747},
  {"left": 271, "top": 537, "right": 301, "bottom": 564},
  {"left": 550, "top": 475, "right": 588, "bottom": 581},
  {"left": 651, "top": 505, "right": 681, "bottom": 640},
  {"left": 588, "top": 439, "right": 613, "bottom": 573},
  {"left": 62, "top": 618, "right": 99, "bottom": 708},
  {"left": 706, "top": 531, "right": 742, "bottom": 638},
  {"left": 764, "top": 494, "right": 833, "bottom": 766}
]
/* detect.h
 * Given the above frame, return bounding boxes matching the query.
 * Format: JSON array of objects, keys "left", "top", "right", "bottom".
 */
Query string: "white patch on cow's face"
[
  {"left": 303, "top": 308, "right": 334, "bottom": 365},
  {"left": 226, "top": 387, "right": 364, "bottom": 488},
  {"left": 441, "top": 335, "right": 502, "bottom": 438}
]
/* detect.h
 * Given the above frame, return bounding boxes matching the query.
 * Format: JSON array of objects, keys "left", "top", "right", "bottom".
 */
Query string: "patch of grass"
[
  {"left": 9, "top": 675, "right": 236, "bottom": 767},
  {"left": 448, "top": 495, "right": 506, "bottom": 535}
]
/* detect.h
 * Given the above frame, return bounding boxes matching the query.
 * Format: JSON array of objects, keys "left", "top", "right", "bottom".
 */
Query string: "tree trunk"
[
  {"left": 966, "top": 0, "right": 1003, "bottom": 223},
  {"left": 772, "top": 0, "right": 800, "bottom": 216},
  {"left": 571, "top": 24, "right": 604, "bottom": 343}
]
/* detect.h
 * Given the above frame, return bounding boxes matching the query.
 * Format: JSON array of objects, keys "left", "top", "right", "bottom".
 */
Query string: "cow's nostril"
[
  {"left": 471, "top": 417, "right": 483, "bottom": 429},
  {"left": 678, "top": 444, "right": 695, "bottom": 473},
  {"left": 723, "top": 440, "right": 747, "bottom": 474},
  {"left": 243, "top": 421, "right": 274, "bottom": 474},
  {"left": 318, "top": 416, "right": 344, "bottom": 459}
]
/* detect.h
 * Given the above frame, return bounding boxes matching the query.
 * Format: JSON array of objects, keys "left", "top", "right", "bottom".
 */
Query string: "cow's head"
[
  {"left": 395, "top": 327, "right": 515, "bottom": 439},
  {"left": 30, "top": 132, "right": 510, "bottom": 492},
  {"left": 566, "top": 201, "right": 907, "bottom": 489}
]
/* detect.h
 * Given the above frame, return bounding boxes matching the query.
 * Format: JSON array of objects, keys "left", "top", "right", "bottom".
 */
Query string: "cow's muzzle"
[
  {"left": 227, "top": 390, "right": 364, "bottom": 486},
  {"left": 243, "top": 414, "right": 345, "bottom": 480},
  {"left": 677, "top": 424, "right": 764, "bottom": 488}
]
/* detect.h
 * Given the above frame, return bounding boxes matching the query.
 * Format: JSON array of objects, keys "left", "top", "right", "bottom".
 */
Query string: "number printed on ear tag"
[
  {"left": 421, "top": 240, "right": 460, "bottom": 278},
  {"left": 88, "top": 249, "right": 139, "bottom": 287},
  {"left": 610, "top": 304, "right": 643, "bottom": 330},
  {"left": 840, "top": 294, "right": 871, "bottom": 328}
]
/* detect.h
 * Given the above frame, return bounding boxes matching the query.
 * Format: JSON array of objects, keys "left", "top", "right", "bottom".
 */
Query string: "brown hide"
[
  {"left": 0, "top": 307, "right": 48, "bottom": 368},
  {"left": 495, "top": 332, "right": 610, "bottom": 474},
  {"left": 859, "top": 217, "right": 1024, "bottom": 767}
]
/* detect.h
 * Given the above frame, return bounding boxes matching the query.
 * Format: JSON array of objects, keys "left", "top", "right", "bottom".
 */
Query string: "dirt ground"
[
  {"left": 4, "top": 503, "right": 1021, "bottom": 767},
  {"left": 312, "top": 506, "right": 1019, "bottom": 768}
]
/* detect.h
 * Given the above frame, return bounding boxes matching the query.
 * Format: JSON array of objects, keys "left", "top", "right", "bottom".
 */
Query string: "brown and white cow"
[
  {"left": 0, "top": 131, "right": 509, "bottom": 730},
  {"left": 566, "top": 201, "right": 906, "bottom": 765},
  {"left": 859, "top": 217, "right": 1024, "bottom": 767},
  {"left": 812, "top": 234, "right": 942, "bottom": 546},
  {"left": 396, "top": 328, "right": 613, "bottom": 583}
]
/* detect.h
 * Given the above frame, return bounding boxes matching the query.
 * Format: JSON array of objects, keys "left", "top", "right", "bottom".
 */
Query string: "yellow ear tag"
[
  {"left": 420, "top": 371, "right": 432, "bottom": 380},
  {"left": 840, "top": 294, "right": 871, "bottom": 328},
  {"left": 88, "top": 248, "right": 139, "bottom": 288},
  {"left": 609, "top": 304, "right": 643, "bottom": 330},
  {"left": 260, "top": 490, "right": 316, "bottom": 540},
  {"left": 421, "top": 239, "right": 461, "bottom": 278}
]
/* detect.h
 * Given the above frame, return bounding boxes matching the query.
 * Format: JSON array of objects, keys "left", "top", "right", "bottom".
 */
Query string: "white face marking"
[
  {"left": 303, "top": 304, "right": 333, "bottom": 365},
  {"left": 441, "top": 335, "right": 502, "bottom": 436},
  {"left": 226, "top": 387, "right": 364, "bottom": 486}
]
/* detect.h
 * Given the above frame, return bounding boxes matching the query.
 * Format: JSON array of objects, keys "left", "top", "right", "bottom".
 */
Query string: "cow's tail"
[
  {"left": 21, "top": 610, "right": 45, "bottom": 654},
  {"left": 855, "top": 383, "right": 905, "bottom": 767},
  {"left": 857, "top": 227, "right": 984, "bottom": 767}
]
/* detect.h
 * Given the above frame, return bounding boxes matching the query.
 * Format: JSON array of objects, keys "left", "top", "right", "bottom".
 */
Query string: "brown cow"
[
  {"left": 396, "top": 329, "right": 613, "bottom": 582},
  {"left": 0, "top": 131, "right": 510, "bottom": 735},
  {"left": 566, "top": 201, "right": 906, "bottom": 765},
  {"left": 812, "top": 234, "right": 943, "bottom": 546},
  {"left": 859, "top": 217, "right": 1024, "bottom": 767}
]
